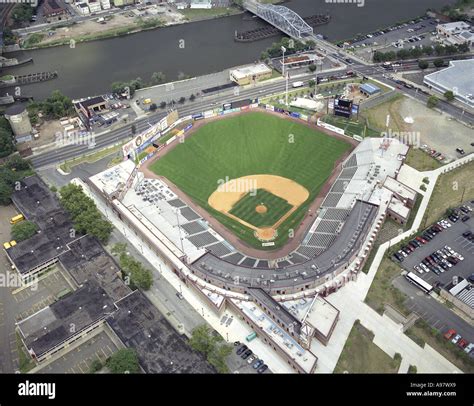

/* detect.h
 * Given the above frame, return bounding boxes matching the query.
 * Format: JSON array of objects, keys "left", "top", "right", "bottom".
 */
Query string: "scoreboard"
[{"left": 334, "top": 98, "right": 353, "bottom": 118}]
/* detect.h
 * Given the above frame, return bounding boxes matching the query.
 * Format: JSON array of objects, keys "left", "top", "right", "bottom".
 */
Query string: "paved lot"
[
  {"left": 14, "top": 267, "right": 73, "bottom": 322},
  {"left": 37, "top": 330, "right": 118, "bottom": 374},
  {"left": 230, "top": 342, "right": 271, "bottom": 374},
  {"left": 350, "top": 16, "right": 438, "bottom": 60},
  {"left": 400, "top": 214, "right": 474, "bottom": 284},
  {"left": 394, "top": 276, "right": 474, "bottom": 343}
]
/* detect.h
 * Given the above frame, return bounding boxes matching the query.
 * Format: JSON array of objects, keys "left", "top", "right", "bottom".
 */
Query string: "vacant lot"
[
  {"left": 404, "top": 147, "right": 442, "bottom": 172},
  {"left": 150, "top": 111, "right": 351, "bottom": 248},
  {"left": 334, "top": 321, "right": 401, "bottom": 373},
  {"left": 422, "top": 160, "right": 474, "bottom": 228}
]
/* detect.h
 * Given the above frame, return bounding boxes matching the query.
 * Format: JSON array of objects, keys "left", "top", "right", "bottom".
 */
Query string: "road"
[{"left": 30, "top": 59, "right": 474, "bottom": 169}]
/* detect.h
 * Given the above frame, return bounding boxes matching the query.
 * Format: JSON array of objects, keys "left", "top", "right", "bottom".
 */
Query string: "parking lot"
[
  {"left": 37, "top": 330, "right": 118, "bottom": 374},
  {"left": 399, "top": 212, "right": 474, "bottom": 285},
  {"left": 347, "top": 16, "right": 439, "bottom": 60},
  {"left": 13, "top": 267, "right": 73, "bottom": 322},
  {"left": 232, "top": 342, "right": 271, "bottom": 374}
]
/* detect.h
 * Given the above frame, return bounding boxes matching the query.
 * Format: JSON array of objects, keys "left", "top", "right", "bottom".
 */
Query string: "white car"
[
  {"left": 414, "top": 265, "right": 423, "bottom": 274},
  {"left": 464, "top": 343, "right": 474, "bottom": 354},
  {"left": 452, "top": 334, "right": 461, "bottom": 344},
  {"left": 247, "top": 355, "right": 256, "bottom": 364}
]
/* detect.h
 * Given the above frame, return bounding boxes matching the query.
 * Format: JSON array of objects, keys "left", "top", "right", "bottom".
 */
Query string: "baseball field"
[{"left": 149, "top": 111, "right": 352, "bottom": 249}]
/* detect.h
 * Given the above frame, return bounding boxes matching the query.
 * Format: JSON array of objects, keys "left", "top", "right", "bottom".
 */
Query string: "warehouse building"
[
  {"left": 423, "top": 60, "right": 474, "bottom": 108},
  {"left": 230, "top": 64, "right": 273, "bottom": 86}
]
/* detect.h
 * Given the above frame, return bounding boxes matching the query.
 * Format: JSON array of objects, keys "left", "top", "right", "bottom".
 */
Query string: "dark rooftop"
[
  {"left": 18, "top": 280, "right": 115, "bottom": 358},
  {"left": 7, "top": 175, "right": 81, "bottom": 275},
  {"left": 79, "top": 96, "right": 107, "bottom": 109},
  {"left": 5, "top": 103, "right": 27, "bottom": 116},
  {"left": 59, "top": 236, "right": 131, "bottom": 301},
  {"left": 248, "top": 288, "right": 302, "bottom": 334},
  {"left": 107, "top": 291, "right": 215, "bottom": 374}
]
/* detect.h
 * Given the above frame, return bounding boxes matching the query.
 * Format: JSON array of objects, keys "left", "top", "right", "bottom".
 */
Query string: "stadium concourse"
[{"left": 78, "top": 133, "right": 412, "bottom": 372}]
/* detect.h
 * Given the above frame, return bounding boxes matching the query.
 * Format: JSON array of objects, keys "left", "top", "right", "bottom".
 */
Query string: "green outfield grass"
[
  {"left": 150, "top": 111, "right": 352, "bottom": 249},
  {"left": 229, "top": 189, "right": 292, "bottom": 228}
]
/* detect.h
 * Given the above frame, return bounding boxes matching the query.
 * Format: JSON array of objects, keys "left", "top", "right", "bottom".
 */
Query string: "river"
[{"left": 2, "top": 0, "right": 455, "bottom": 100}]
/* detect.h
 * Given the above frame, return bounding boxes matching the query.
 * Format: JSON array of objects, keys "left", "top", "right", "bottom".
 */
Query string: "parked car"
[
  {"left": 257, "top": 364, "right": 268, "bottom": 374},
  {"left": 461, "top": 215, "right": 470, "bottom": 222},
  {"left": 247, "top": 355, "right": 256, "bottom": 364},
  {"left": 464, "top": 343, "right": 474, "bottom": 354},
  {"left": 237, "top": 345, "right": 248, "bottom": 355},
  {"left": 444, "top": 329, "right": 456, "bottom": 340},
  {"left": 451, "top": 334, "right": 461, "bottom": 344},
  {"left": 458, "top": 339, "right": 468, "bottom": 349},
  {"left": 253, "top": 359, "right": 264, "bottom": 369},
  {"left": 241, "top": 349, "right": 253, "bottom": 359}
]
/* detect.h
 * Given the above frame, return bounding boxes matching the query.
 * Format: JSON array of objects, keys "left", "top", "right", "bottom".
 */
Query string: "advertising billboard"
[{"left": 334, "top": 98, "right": 352, "bottom": 118}]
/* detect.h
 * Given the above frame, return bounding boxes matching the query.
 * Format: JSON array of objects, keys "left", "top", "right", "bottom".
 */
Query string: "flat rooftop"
[
  {"left": 18, "top": 280, "right": 115, "bottom": 358},
  {"left": 424, "top": 60, "right": 474, "bottom": 101},
  {"left": 107, "top": 290, "right": 215, "bottom": 373},
  {"left": 231, "top": 64, "right": 272, "bottom": 79},
  {"left": 89, "top": 160, "right": 135, "bottom": 197},
  {"left": 59, "top": 235, "right": 131, "bottom": 302},
  {"left": 282, "top": 296, "right": 339, "bottom": 338},
  {"left": 248, "top": 288, "right": 302, "bottom": 334},
  {"left": 388, "top": 196, "right": 410, "bottom": 219},
  {"left": 231, "top": 298, "right": 317, "bottom": 373},
  {"left": 384, "top": 176, "right": 417, "bottom": 202}
]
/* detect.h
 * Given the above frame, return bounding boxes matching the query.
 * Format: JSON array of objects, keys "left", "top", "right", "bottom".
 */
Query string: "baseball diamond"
[{"left": 149, "top": 111, "right": 352, "bottom": 249}]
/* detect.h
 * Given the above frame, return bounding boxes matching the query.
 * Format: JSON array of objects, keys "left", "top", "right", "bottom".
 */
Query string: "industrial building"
[
  {"left": 423, "top": 60, "right": 474, "bottom": 109},
  {"left": 230, "top": 64, "right": 273, "bottom": 86},
  {"left": 436, "top": 21, "right": 474, "bottom": 47},
  {"left": 4, "top": 104, "right": 32, "bottom": 143},
  {"left": 360, "top": 83, "right": 381, "bottom": 97}
]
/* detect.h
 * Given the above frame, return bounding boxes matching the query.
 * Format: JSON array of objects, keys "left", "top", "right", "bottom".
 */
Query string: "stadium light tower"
[{"left": 281, "top": 46, "right": 287, "bottom": 78}]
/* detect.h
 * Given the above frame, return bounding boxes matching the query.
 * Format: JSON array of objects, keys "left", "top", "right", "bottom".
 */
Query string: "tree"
[
  {"left": 427, "top": 95, "right": 439, "bottom": 109},
  {"left": 178, "top": 97, "right": 186, "bottom": 104},
  {"left": 418, "top": 60, "right": 429, "bottom": 70},
  {"left": 159, "top": 101, "right": 166, "bottom": 109},
  {"left": 0, "top": 128, "right": 15, "bottom": 158},
  {"left": 189, "top": 325, "right": 232, "bottom": 373},
  {"left": 0, "top": 181, "right": 13, "bottom": 206},
  {"left": 189, "top": 94, "right": 196, "bottom": 102},
  {"left": 11, "top": 221, "right": 38, "bottom": 242},
  {"left": 111, "top": 243, "right": 153, "bottom": 290},
  {"left": 89, "top": 359, "right": 103, "bottom": 373},
  {"left": 12, "top": 4, "right": 33, "bottom": 24},
  {"left": 131, "top": 124, "right": 137, "bottom": 135},
  {"left": 151, "top": 71, "right": 166, "bottom": 85},
  {"left": 433, "top": 59, "right": 444, "bottom": 68},
  {"left": 59, "top": 184, "right": 113, "bottom": 243},
  {"left": 444, "top": 90, "right": 455, "bottom": 102},
  {"left": 149, "top": 103, "right": 158, "bottom": 111},
  {"left": 106, "top": 349, "right": 140, "bottom": 374},
  {"left": 308, "top": 79, "right": 316, "bottom": 89},
  {"left": 308, "top": 64, "right": 317, "bottom": 72}
]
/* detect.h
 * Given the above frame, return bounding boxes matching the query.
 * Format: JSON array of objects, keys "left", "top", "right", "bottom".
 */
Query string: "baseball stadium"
[{"left": 85, "top": 102, "right": 412, "bottom": 372}]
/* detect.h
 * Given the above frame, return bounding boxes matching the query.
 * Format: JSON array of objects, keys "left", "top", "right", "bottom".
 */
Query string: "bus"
[
  {"left": 246, "top": 332, "right": 257, "bottom": 342},
  {"left": 10, "top": 214, "right": 24, "bottom": 225},
  {"left": 405, "top": 272, "right": 433, "bottom": 294}
]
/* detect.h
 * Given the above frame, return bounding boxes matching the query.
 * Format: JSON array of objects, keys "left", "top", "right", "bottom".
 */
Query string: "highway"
[{"left": 30, "top": 61, "right": 474, "bottom": 169}]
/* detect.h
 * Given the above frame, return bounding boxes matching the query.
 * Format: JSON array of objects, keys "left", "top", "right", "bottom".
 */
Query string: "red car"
[
  {"left": 416, "top": 236, "right": 427, "bottom": 244},
  {"left": 458, "top": 338, "right": 468, "bottom": 349},
  {"left": 444, "top": 329, "right": 456, "bottom": 340}
]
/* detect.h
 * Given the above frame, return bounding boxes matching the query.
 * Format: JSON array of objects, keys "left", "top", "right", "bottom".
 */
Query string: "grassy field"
[
  {"left": 150, "top": 112, "right": 351, "bottom": 249},
  {"left": 405, "top": 148, "right": 442, "bottom": 172},
  {"left": 334, "top": 321, "right": 401, "bottom": 373},
  {"left": 322, "top": 114, "right": 380, "bottom": 138},
  {"left": 422, "top": 161, "right": 474, "bottom": 228},
  {"left": 361, "top": 93, "right": 405, "bottom": 132},
  {"left": 229, "top": 189, "right": 292, "bottom": 228}
]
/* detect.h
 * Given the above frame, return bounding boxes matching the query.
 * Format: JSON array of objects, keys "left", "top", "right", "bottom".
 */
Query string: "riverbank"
[{"left": 21, "top": 6, "right": 243, "bottom": 50}]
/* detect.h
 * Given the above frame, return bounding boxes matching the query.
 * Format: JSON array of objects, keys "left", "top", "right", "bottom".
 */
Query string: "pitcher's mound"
[{"left": 255, "top": 204, "right": 267, "bottom": 214}]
